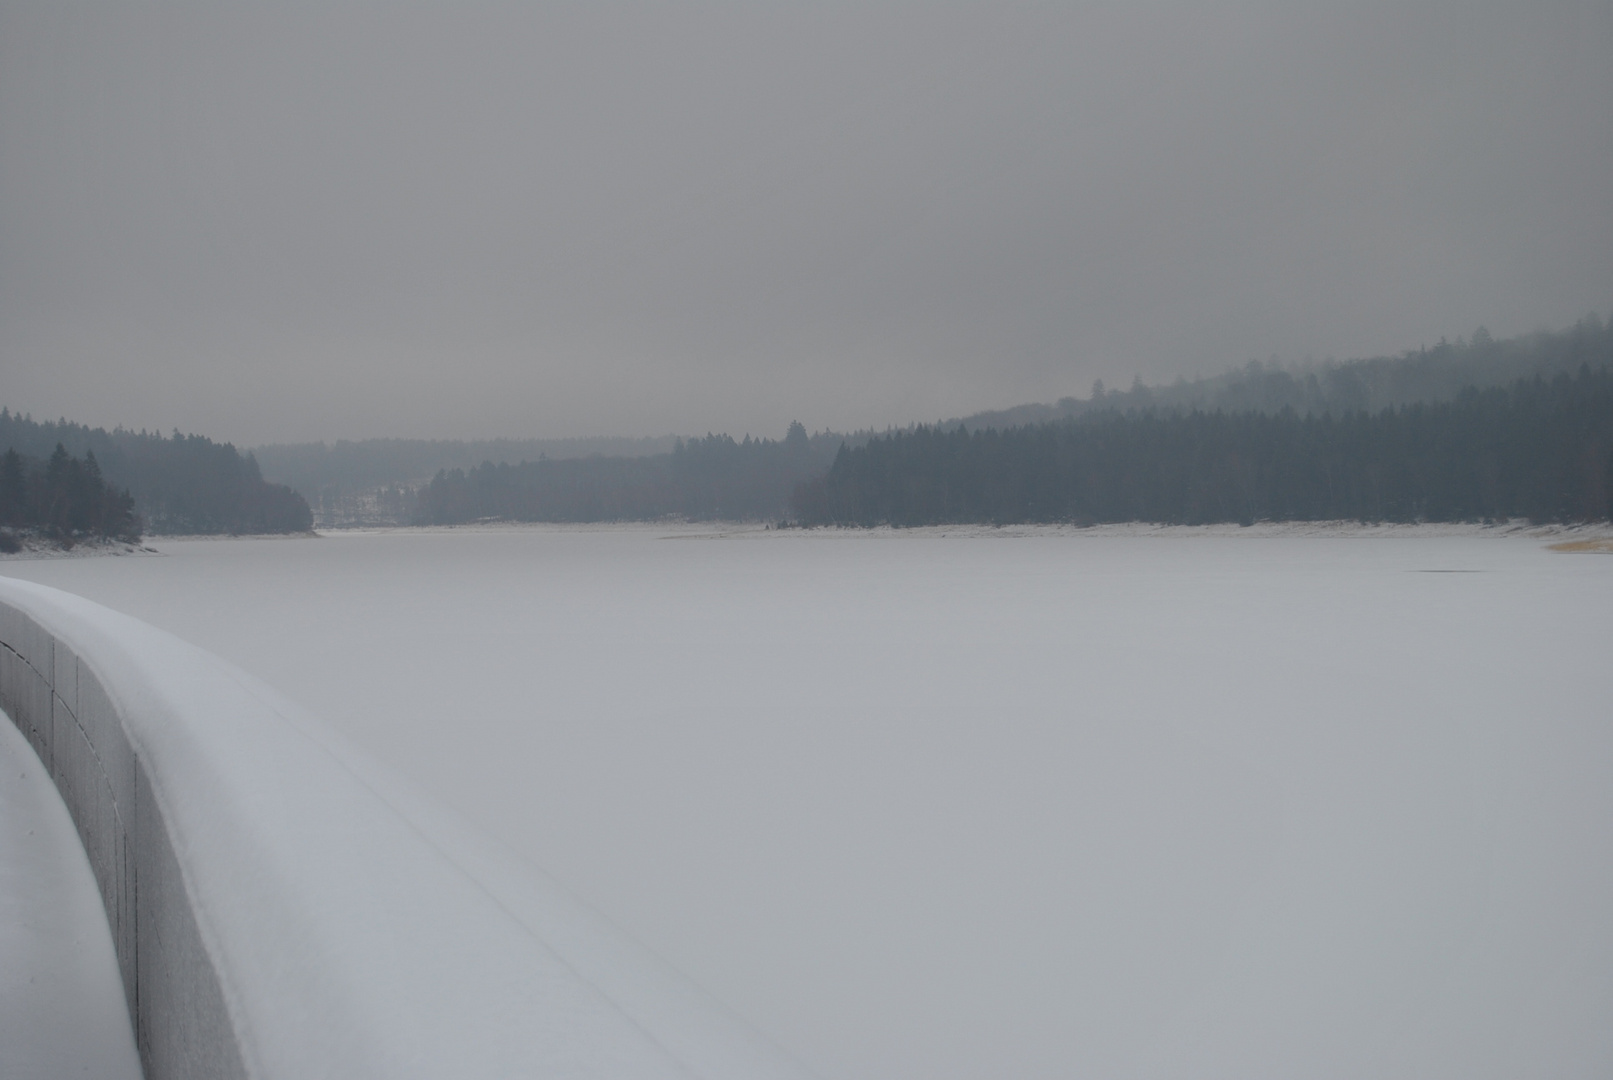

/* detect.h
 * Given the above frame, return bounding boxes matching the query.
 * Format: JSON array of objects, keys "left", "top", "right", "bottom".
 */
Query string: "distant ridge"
[
  {"left": 251, "top": 317, "right": 1611, "bottom": 527},
  {"left": 252, "top": 431, "right": 842, "bottom": 527},
  {"left": 942, "top": 314, "right": 1611, "bottom": 431},
  {"left": 252, "top": 435, "right": 683, "bottom": 509}
]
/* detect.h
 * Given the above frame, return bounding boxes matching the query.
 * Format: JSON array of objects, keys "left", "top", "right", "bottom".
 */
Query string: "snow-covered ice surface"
[
  {"left": 6, "top": 523, "right": 1613, "bottom": 1079},
  {"left": 0, "top": 708, "right": 142, "bottom": 1079}
]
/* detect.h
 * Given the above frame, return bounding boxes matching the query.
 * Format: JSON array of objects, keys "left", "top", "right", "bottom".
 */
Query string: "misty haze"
[{"left": 2, "top": 6, "right": 1611, "bottom": 1080}]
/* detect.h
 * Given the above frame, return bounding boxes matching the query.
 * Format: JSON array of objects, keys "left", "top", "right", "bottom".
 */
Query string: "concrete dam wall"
[{"left": 0, "top": 584, "right": 244, "bottom": 1079}]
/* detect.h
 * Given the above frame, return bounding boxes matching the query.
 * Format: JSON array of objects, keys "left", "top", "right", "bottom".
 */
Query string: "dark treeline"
[
  {"left": 257, "top": 429, "right": 848, "bottom": 527},
  {"left": 0, "top": 411, "right": 312, "bottom": 534},
  {"left": 253, "top": 433, "right": 681, "bottom": 523},
  {"left": 0, "top": 445, "right": 140, "bottom": 549},
  {"left": 416, "top": 424, "right": 825, "bottom": 524},
  {"left": 11, "top": 318, "right": 1600, "bottom": 533},
  {"left": 794, "top": 367, "right": 1613, "bottom": 527}
]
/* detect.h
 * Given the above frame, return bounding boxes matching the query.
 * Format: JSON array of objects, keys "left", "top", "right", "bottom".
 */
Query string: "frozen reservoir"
[{"left": 5, "top": 524, "right": 1611, "bottom": 1079}]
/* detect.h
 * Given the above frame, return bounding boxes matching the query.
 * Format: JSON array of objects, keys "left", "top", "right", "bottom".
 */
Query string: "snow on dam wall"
[
  {"left": 0, "top": 586, "right": 242, "bottom": 1079},
  {"left": 0, "top": 579, "right": 813, "bottom": 1080}
]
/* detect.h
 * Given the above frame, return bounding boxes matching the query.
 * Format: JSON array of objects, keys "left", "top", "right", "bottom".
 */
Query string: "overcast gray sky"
[{"left": 3, "top": 3, "right": 1610, "bottom": 445}]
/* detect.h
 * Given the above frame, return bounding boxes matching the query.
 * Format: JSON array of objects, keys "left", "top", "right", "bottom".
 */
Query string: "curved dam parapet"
[
  {"left": 0, "top": 579, "right": 813, "bottom": 1080},
  {"left": 0, "top": 689, "right": 144, "bottom": 1079}
]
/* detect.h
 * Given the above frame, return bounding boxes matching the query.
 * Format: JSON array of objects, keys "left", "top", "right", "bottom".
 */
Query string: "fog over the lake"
[{"left": 2, "top": 4, "right": 1611, "bottom": 444}]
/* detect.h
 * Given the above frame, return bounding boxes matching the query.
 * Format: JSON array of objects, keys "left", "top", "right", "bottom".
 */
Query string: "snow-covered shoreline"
[
  {"left": 6, "top": 518, "right": 1608, "bottom": 559},
  {"left": 308, "top": 516, "right": 1613, "bottom": 542},
  {"left": 0, "top": 536, "right": 155, "bottom": 561}
]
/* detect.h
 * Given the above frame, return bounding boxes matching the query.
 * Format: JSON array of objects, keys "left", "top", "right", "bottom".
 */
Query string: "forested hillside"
[
  {"left": 344, "top": 319, "right": 1613, "bottom": 528},
  {"left": 18, "top": 319, "right": 1596, "bottom": 533},
  {"left": 254, "top": 434, "right": 680, "bottom": 524},
  {"left": 415, "top": 425, "right": 827, "bottom": 524},
  {"left": 795, "top": 367, "right": 1613, "bottom": 527},
  {"left": 0, "top": 412, "right": 312, "bottom": 534},
  {"left": 948, "top": 314, "right": 1613, "bottom": 430}
]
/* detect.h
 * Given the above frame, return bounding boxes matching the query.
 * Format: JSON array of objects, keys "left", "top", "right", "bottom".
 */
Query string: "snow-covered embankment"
[{"left": 0, "top": 578, "right": 810, "bottom": 1080}]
